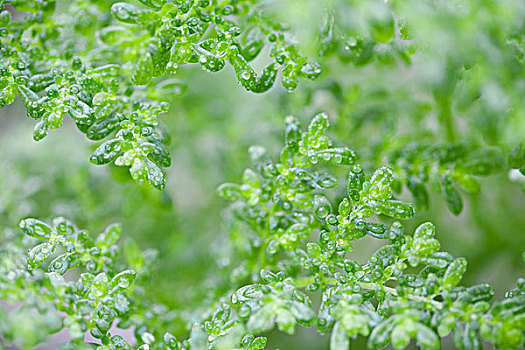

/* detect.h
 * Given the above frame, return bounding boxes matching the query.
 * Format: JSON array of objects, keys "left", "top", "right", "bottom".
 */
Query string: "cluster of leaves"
[
  {"left": 0, "top": 215, "right": 182, "bottom": 350},
  {"left": 212, "top": 115, "right": 525, "bottom": 350},
  {"left": 108, "top": 0, "right": 321, "bottom": 91},
  {"left": 0, "top": 0, "right": 172, "bottom": 189},
  {"left": 2, "top": 0, "right": 524, "bottom": 198},
  {"left": 318, "top": 0, "right": 414, "bottom": 66},
  {"left": 1, "top": 217, "right": 135, "bottom": 347},
  {"left": 3, "top": 116, "right": 523, "bottom": 349},
  {"left": 1, "top": 0, "right": 525, "bottom": 349},
  {"left": 0, "top": 0, "right": 320, "bottom": 190},
  {"left": 385, "top": 144, "right": 505, "bottom": 215},
  {"left": 276, "top": 0, "right": 525, "bottom": 214}
]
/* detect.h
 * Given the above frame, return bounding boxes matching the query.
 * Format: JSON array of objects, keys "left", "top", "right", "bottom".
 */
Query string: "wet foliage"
[{"left": 0, "top": 0, "right": 524, "bottom": 349}]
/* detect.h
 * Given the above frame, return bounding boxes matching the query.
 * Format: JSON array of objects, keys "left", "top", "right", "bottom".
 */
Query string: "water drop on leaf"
[
  {"left": 20, "top": 218, "right": 53, "bottom": 239},
  {"left": 27, "top": 242, "right": 53, "bottom": 270}
]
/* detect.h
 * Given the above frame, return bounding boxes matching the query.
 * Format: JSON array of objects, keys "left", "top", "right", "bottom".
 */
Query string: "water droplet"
[
  {"left": 313, "top": 195, "right": 331, "bottom": 219},
  {"left": 15, "top": 75, "right": 29, "bottom": 85},
  {"left": 241, "top": 70, "right": 251, "bottom": 80}
]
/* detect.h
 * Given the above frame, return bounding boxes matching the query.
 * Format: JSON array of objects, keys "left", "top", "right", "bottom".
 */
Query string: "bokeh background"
[{"left": 1, "top": 0, "right": 525, "bottom": 349}]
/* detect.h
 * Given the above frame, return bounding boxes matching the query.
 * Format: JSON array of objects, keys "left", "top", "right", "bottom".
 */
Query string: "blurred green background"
[{"left": 1, "top": 0, "right": 525, "bottom": 349}]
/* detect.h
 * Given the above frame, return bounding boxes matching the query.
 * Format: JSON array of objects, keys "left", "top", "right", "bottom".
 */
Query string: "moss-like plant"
[{"left": 0, "top": 0, "right": 524, "bottom": 349}]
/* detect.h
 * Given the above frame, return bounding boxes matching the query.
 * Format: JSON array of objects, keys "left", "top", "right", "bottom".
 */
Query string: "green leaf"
[
  {"left": 368, "top": 167, "right": 393, "bottom": 200},
  {"left": 96, "top": 223, "right": 122, "bottom": 248},
  {"left": 130, "top": 158, "right": 166, "bottom": 190},
  {"left": 441, "top": 175, "right": 463, "bottom": 215},
  {"left": 250, "top": 337, "right": 267, "bottom": 350},
  {"left": 145, "top": 160, "right": 165, "bottom": 189},
  {"left": 414, "top": 222, "right": 435, "bottom": 239},
  {"left": 133, "top": 52, "right": 155, "bottom": 85},
  {"left": 90, "top": 139, "right": 122, "bottom": 165},
  {"left": 109, "top": 270, "right": 136, "bottom": 295},
  {"left": 314, "top": 195, "right": 332, "bottom": 219},
  {"left": 147, "top": 138, "right": 171, "bottom": 167},
  {"left": 91, "top": 273, "right": 110, "bottom": 298},
  {"left": 347, "top": 168, "right": 365, "bottom": 201},
  {"left": 53, "top": 217, "right": 76, "bottom": 236},
  {"left": 48, "top": 252, "right": 74, "bottom": 275},
  {"left": 407, "top": 178, "right": 429, "bottom": 209},
  {"left": 462, "top": 152, "right": 501, "bottom": 176},
  {"left": 452, "top": 172, "right": 480, "bottom": 194},
  {"left": 509, "top": 143, "right": 525, "bottom": 169},
  {"left": 243, "top": 168, "right": 259, "bottom": 188},
  {"left": 421, "top": 252, "right": 453, "bottom": 268},
  {"left": 415, "top": 323, "right": 440, "bottom": 350},
  {"left": 330, "top": 322, "right": 349, "bottom": 350},
  {"left": 290, "top": 301, "right": 315, "bottom": 325},
  {"left": 338, "top": 198, "right": 352, "bottom": 216},
  {"left": 437, "top": 314, "right": 456, "bottom": 337},
  {"left": 33, "top": 120, "right": 48, "bottom": 141},
  {"left": 27, "top": 242, "right": 54, "bottom": 270},
  {"left": 443, "top": 257, "right": 467, "bottom": 289},
  {"left": 111, "top": 2, "right": 142, "bottom": 24},
  {"left": 276, "top": 308, "right": 295, "bottom": 334},
  {"left": 391, "top": 324, "right": 410, "bottom": 350},
  {"left": 373, "top": 199, "right": 415, "bottom": 219},
  {"left": 110, "top": 335, "right": 131, "bottom": 350},
  {"left": 86, "top": 116, "right": 119, "bottom": 141},
  {"left": 308, "top": 113, "right": 329, "bottom": 139},
  {"left": 368, "top": 318, "right": 394, "bottom": 349},
  {"left": 459, "top": 284, "right": 495, "bottom": 303},
  {"left": 47, "top": 271, "right": 66, "bottom": 288},
  {"left": 19, "top": 218, "right": 53, "bottom": 239},
  {"left": 217, "top": 183, "right": 243, "bottom": 201},
  {"left": 319, "top": 148, "right": 356, "bottom": 166},
  {"left": 250, "top": 62, "right": 279, "bottom": 93},
  {"left": 247, "top": 306, "right": 275, "bottom": 333},
  {"left": 413, "top": 237, "right": 440, "bottom": 256}
]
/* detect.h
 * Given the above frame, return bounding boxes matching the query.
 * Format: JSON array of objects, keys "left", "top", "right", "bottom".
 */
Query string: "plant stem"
[
  {"left": 293, "top": 277, "right": 444, "bottom": 309},
  {"left": 437, "top": 98, "right": 456, "bottom": 143}
]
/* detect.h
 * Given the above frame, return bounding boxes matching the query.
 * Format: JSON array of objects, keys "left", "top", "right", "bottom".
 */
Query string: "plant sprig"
[
  {"left": 2, "top": 115, "right": 522, "bottom": 349},
  {"left": 0, "top": 0, "right": 320, "bottom": 190}
]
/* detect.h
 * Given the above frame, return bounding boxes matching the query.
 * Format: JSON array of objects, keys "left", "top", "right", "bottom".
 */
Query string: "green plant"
[
  {"left": 0, "top": 0, "right": 319, "bottom": 189},
  {"left": 0, "top": 0, "right": 524, "bottom": 350}
]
